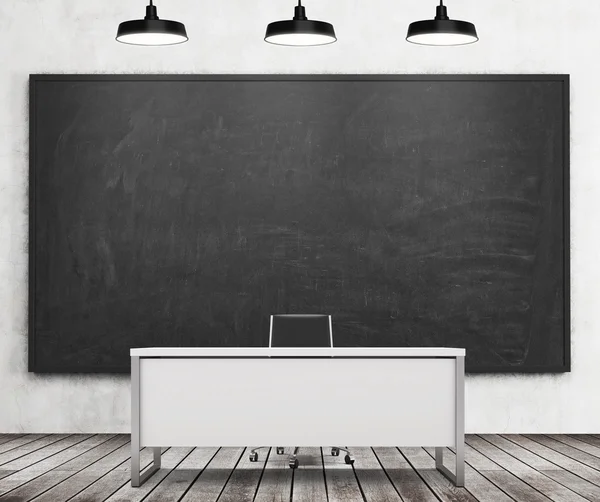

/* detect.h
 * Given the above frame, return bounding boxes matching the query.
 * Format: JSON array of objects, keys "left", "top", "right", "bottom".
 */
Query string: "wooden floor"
[{"left": 1, "top": 435, "right": 600, "bottom": 501}]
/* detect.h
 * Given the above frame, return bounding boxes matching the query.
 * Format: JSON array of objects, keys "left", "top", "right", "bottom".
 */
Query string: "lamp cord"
[
  {"left": 293, "top": 0, "right": 307, "bottom": 21},
  {"left": 435, "top": 0, "right": 449, "bottom": 20}
]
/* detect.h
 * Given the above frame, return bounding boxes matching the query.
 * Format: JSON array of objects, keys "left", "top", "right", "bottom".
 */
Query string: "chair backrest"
[{"left": 269, "top": 314, "right": 333, "bottom": 348}]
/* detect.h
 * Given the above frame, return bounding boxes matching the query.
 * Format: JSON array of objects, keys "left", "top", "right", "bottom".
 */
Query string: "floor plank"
[
  {"left": 0, "top": 436, "right": 45, "bottom": 455},
  {"left": 546, "top": 435, "right": 600, "bottom": 459},
  {"left": 51, "top": 435, "right": 122, "bottom": 472},
  {"left": 23, "top": 436, "right": 136, "bottom": 502},
  {"left": 467, "top": 435, "right": 589, "bottom": 502},
  {"left": 400, "top": 447, "right": 478, "bottom": 502},
  {"left": 478, "top": 435, "right": 561, "bottom": 471},
  {"left": 290, "top": 447, "right": 327, "bottom": 502},
  {"left": 105, "top": 447, "right": 193, "bottom": 502},
  {"left": 0, "top": 437, "right": 25, "bottom": 448},
  {"left": 0, "top": 475, "right": 14, "bottom": 485},
  {"left": 375, "top": 447, "right": 439, "bottom": 502},
  {"left": 218, "top": 446, "right": 269, "bottom": 502},
  {"left": 0, "top": 434, "right": 119, "bottom": 502},
  {"left": 0, "top": 435, "right": 71, "bottom": 467},
  {"left": 352, "top": 447, "right": 402, "bottom": 501},
  {"left": 523, "top": 435, "right": 600, "bottom": 472},
  {"left": 567, "top": 435, "right": 600, "bottom": 450},
  {"left": 479, "top": 435, "right": 600, "bottom": 501},
  {"left": 422, "top": 447, "right": 514, "bottom": 502},
  {"left": 68, "top": 448, "right": 156, "bottom": 502},
  {"left": 254, "top": 447, "right": 293, "bottom": 502},
  {"left": 0, "top": 435, "right": 598, "bottom": 502},
  {"left": 455, "top": 441, "right": 506, "bottom": 472},
  {"left": 180, "top": 447, "right": 244, "bottom": 502},
  {"left": 322, "top": 446, "right": 363, "bottom": 502},
  {"left": 480, "top": 471, "right": 553, "bottom": 502},
  {"left": 0, "top": 435, "right": 98, "bottom": 496},
  {"left": 540, "top": 469, "right": 600, "bottom": 501},
  {"left": 143, "top": 447, "right": 219, "bottom": 502},
  {"left": 501, "top": 435, "right": 600, "bottom": 487}
]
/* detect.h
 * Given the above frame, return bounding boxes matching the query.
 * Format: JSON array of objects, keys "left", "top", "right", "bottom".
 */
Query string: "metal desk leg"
[
  {"left": 435, "top": 355, "right": 465, "bottom": 487},
  {"left": 131, "top": 356, "right": 161, "bottom": 487}
]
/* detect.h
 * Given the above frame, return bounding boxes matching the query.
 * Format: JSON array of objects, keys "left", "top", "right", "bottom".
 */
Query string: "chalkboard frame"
[{"left": 28, "top": 74, "right": 571, "bottom": 374}]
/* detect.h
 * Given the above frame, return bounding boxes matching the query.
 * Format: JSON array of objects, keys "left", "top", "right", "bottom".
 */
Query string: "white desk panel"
[
  {"left": 139, "top": 357, "right": 456, "bottom": 447},
  {"left": 131, "top": 347, "right": 465, "bottom": 357}
]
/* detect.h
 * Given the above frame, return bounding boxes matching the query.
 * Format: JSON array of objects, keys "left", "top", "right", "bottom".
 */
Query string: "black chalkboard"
[{"left": 29, "top": 75, "right": 570, "bottom": 373}]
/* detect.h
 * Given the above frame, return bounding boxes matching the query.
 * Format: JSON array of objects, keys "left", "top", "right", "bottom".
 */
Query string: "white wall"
[{"left": 0, "top": 0, "right": 598, "bottom": 433}]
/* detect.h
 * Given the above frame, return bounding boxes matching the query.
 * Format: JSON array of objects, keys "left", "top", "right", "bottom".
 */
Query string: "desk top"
[{"left": 130, "top": 347, "right": 465, "bottom": 357}]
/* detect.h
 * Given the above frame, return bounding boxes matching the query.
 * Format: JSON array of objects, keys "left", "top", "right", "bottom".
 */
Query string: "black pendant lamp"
[
  {"left": 116, "top": 0, "right": 188, "bottom": 46},
  {"left": 407, "top": 0, "right": 478, "bottom": 46},
  {"left": 265, "top": 0, "right": 336, "bottom": 46}
]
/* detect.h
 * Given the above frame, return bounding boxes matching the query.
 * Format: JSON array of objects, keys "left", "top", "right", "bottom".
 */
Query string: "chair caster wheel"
[
  {"left": 249, "top": 452, "right": 258, "bottom": 462},
  {"left": 289, "top": 458, "right": 299, "bottom": 469},
  {"left": 344, "top": 454, "right": 355, "bottom": 465},
  {"left": 331, "top": 447, "right": 340, "bottom": 456},
  {"left": 276, "top": 447, "right": 285, "bottom": 455}
]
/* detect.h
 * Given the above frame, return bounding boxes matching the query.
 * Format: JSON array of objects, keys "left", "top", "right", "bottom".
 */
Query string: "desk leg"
[
  {"left": 131, "top": 356, "right": 161, "bottom": 487},
  {"left": 435, "top": 355, "right": 465, "bottom": 487},
  {"left": 455, "top": 355, "right": 465, "bottom": 486}
]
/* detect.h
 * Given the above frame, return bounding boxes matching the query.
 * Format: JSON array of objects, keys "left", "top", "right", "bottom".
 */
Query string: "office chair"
[{"left": 248, "top": 314, "right": 355, "bottom": 469}]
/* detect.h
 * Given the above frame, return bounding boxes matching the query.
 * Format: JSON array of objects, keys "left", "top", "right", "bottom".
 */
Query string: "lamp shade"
[
  {"left": 265, "top": 1, "right": 336, "bottom": 46},
  {"left": 407, "top": 1, "right": 478, "bottom": 46},
  {"left": 116, "top": 1, "right": 188, "bottom": 46}
]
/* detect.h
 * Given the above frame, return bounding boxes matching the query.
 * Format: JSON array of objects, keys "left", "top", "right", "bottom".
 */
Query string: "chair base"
[{"left": 249, "top": 446, "right": 354, "bottom": 468}]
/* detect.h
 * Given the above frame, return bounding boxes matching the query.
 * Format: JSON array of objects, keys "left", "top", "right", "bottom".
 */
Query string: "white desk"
[{"left": 130, "top": 347, "right": 465, "bottom": 487}]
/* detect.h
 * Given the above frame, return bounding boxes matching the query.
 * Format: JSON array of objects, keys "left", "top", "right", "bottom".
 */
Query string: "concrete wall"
[{"left": 0, "top": 0, "right": 598, "bottom": 433}]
